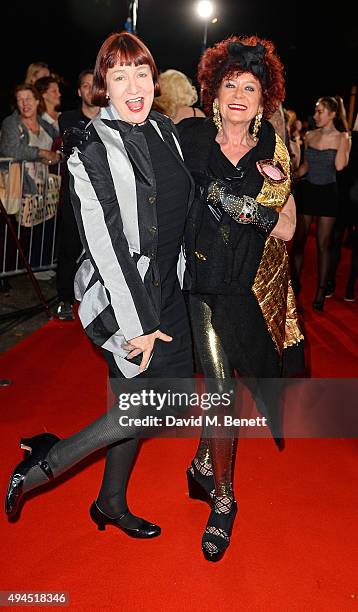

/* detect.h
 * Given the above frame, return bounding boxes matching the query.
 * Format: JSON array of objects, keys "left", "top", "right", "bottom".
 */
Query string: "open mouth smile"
[
  {"left": 126, "top": 97, "right": 145, "bottom": 112},
  {"left": 228, "top": 104, "right": 248, "bottom": 111}
]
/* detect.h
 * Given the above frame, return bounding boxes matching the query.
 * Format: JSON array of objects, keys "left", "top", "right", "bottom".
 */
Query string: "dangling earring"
[
  {"left": 252, "top": 112, "right": 262, "bottom": 141},
  {"left": 213, "top": 99, "right": 222, "bottom": 132}
]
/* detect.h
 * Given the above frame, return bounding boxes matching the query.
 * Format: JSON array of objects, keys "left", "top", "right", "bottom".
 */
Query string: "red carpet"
[{"left": 0, "top": 235, "right": 357, "bottom": 611}]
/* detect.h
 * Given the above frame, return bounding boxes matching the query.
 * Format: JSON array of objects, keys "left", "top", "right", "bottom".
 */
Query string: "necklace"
[{"left": 320, "top": 127, "right": 335, "bottom": 135}]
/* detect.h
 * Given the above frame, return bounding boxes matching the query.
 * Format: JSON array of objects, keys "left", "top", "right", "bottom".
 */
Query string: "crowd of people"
[
  {"left": 0, "top": 52, "right": 356, "bottom": 313},
  {"left": 1, "top": 31, "right": 357, "bottom": 563}
]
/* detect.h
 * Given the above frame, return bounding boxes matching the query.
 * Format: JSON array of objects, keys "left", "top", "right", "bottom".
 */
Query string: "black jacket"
[
  {"left": 178, "top": 117, "right": 277, "bottom": 295},
  {"left": 67, "top": 106, "right": 194, "bottom": 377}
]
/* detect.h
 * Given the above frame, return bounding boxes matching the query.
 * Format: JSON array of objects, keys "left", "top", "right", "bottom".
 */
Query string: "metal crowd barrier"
[
  {"left": 0, "top": 158, "right": 63, "bottom": 325},
  {"left": 0, "top": 158, "right": 62, "bottom": 278}
]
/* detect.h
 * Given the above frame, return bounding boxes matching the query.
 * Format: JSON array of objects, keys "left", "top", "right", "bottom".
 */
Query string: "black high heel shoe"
[
  {"left": 202, "top": 498, "right": 238, "bottom": 562},
  {"left": 312, "top": 286, "right": 326, "bottom": 312},
  {"left": 89, "top": 501, "right": 161, "bottom": 538},
  {"left": 5, "top": 433, "right": 60, "bottom": 518},
  {"left": 186, "top": 461, "right": 215, "bottom": 507}
]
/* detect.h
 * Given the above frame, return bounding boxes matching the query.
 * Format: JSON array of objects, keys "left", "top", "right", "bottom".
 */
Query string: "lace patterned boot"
[
  {"left": 201, "top": 494, "right": 237, "bottom": 562},
  {"left": 187, "top": 456, "right": 215, "bottom": 507}
]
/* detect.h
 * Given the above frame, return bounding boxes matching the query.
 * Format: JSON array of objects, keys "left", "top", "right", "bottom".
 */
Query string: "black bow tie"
[{"left": 101, "top": 119, "right": 146, "bottom": 136}]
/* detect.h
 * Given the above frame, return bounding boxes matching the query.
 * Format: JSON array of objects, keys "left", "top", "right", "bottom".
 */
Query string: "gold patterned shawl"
[{"left": 253, "top": 134, "right": 304, "bottom": 353}]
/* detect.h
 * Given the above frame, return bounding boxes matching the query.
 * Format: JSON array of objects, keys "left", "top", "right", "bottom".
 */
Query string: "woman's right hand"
[
  {"left": 123, "top": 330, "right": 173, "bottom": 373},
  {"left": 39, "top": 149, "right": 60, "bottom": 165}
]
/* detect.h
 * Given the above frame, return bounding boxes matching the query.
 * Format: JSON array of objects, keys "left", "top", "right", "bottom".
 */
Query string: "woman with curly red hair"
[{"left": 178, "top": 35, "right": 304, "bottom": 561}]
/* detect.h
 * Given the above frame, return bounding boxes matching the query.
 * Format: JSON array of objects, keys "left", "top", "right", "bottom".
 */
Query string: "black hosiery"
[
  {"left": 315, "top": 216, "right": 336, "bottom": 297},
  {"left": 326, "top": 219, "right": 346, "bottom": 286},
  {"left": 290, "top": 213, "right": 312, "bottom": 292},
  {"left": 22, "top": 401, "right": 138, "bottom": 495},
  {"left": 192, "top": 438, "right": 213, "bottom": 476},
  {"left": 22, "top": 370, "right": 195, "bottom": 497},
  {"left": 96, "top": 438, "right": 139, "bottom": 519}
]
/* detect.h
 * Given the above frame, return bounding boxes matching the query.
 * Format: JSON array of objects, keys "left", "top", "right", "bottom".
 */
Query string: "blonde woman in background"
[
  {"left": 154, "top": 69, "right": 205, "bottom": 123},
  {"left": 25, "top": 62, "right": 50, "bottom": 85}
]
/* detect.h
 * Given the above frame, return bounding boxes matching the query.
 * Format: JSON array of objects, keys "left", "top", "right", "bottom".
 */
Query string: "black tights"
[
  {"left": 97, "top": 439, "right": 139, "bottom": 516},
  {"left": 291, "top": 214, "right": 336, "bottom": 299},
  {"left": 23, "top": 393, "right": 148, "bottom": 507},
  {"left": 23, "top": 338, "right": 193, "bottom": 520}
]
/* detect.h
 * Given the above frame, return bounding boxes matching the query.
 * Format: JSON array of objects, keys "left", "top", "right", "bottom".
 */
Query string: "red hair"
[
  {"left": 198, "top": 35, "right": 285, "bottom": 118},
  {"left": 92, "top": 31, "right": 159, "bottom": 107}
]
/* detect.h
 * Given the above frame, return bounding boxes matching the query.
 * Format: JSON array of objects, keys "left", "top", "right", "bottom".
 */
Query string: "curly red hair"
[{"left": 198, "top": 35, "right": 285, "bottom": 118}]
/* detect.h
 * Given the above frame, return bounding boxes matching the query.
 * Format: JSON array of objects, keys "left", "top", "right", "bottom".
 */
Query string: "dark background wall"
[{"left": 1, "top": 0, "right": 357, "bottom": 123}]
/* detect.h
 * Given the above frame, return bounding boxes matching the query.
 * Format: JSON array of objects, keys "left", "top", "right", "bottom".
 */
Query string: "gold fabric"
[{"left": 253, "top": 134, "right": 304, "bottom": 353}]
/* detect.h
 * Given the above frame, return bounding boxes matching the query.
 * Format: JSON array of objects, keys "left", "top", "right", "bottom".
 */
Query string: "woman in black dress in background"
[{"left": 290, "top": 96, "right": 351, "bottom": 310}]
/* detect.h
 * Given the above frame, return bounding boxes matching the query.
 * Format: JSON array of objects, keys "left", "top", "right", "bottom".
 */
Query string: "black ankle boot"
[
  {"left": 5, "top": 433, "right": 60, "bottom": 518},
  {"left": 89, "top": 501, "right": 161, "bottom": 538},
  {"left": 186, "top": 461, "right": 215, "bottom": 507},
  {"left": 202, "top": 498, "right": 238, "bottom": 562}
]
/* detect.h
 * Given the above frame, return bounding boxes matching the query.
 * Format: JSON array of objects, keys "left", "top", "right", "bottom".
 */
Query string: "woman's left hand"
[{"left": 123, "top": 330, "right": 173, "bottom": 373}]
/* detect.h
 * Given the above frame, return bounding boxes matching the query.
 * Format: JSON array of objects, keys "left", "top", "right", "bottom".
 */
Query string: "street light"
[
  {"left": 196, "top": 1, "right": 215, "bottom": 52},
  {"left": 124, "top": 0, "right": 138, "bottom": 34}
]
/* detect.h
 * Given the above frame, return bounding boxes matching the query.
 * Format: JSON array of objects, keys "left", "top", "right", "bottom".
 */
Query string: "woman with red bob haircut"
[
  {"left": 5, "top": 32, "right": 194, "bottom": 541},
  {"left": 178, "top": 35, "right": 304, "bottom": 561},
  {"left": 91, "top": 31, "right": 160, "bottom": 105}
]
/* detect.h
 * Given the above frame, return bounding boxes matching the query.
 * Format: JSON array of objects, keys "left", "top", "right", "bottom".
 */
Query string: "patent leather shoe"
[
  {"left": 90, "top": 501, "right": 161, "bottom": 538},
  {"left": 5, "top": 433, "right": 60, "bottom": 518}
]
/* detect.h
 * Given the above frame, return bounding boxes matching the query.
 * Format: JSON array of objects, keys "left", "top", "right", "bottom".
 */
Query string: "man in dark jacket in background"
[{"left": 56, "top": 69, "right": 99, "bottom": 320}]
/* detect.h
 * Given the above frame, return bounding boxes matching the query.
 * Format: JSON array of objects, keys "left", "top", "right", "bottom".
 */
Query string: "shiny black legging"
[
  {"left": 188, "top": 295, "right": 283, "bottom": 497},
  {"left": 189, "top": 296, "right": 237, "bottom": 497}
]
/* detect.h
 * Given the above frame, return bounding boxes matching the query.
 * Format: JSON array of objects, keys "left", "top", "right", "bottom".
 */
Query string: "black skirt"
[{"left": 295, "top": 179, "right": 339, "bottom": 217}]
